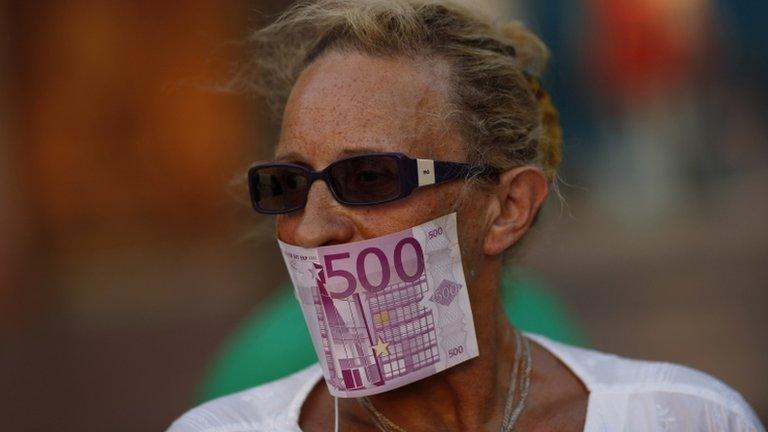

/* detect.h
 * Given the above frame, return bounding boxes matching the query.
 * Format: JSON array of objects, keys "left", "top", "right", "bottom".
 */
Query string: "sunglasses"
[{"left": 247, "top": 152, "right": 498, "bottom": 214}]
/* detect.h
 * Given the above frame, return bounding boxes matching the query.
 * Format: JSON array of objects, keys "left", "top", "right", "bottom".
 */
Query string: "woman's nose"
[{"left": 292, "top": 179, "right": 355, "bottom": 248}]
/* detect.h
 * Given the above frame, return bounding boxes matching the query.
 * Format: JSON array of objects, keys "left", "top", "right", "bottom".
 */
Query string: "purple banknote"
[{"left": 278, "top": 212, "right": 479, "bottom": 397}]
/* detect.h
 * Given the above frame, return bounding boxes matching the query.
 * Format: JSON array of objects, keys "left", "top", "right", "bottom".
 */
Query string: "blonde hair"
[{"left": 239, "top": 0, "right": 563, "bottom": 182}]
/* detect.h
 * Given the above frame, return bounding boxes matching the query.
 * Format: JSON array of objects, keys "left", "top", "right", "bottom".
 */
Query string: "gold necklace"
[
  {"left": 355, "top": 328, "right": 532, "bottom": 432},
  {"left": 357, "top": 396, "right": 409, "bottom": 432}
]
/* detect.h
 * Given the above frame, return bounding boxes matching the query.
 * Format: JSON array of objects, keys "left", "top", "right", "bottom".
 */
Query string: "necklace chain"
[
  {"left": 357, "top": 397, "right": 409, "bottom": 432},
  {"left": 501, "top": 327, "right": 532, "bottom": 431},
  {"left": 356, "top": 328, "right": 532, "bottom": 432}
]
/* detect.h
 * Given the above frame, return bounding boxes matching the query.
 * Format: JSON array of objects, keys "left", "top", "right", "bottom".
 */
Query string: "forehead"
[{"left": 276, "top": 51, "right": 461, "bottom": 166}]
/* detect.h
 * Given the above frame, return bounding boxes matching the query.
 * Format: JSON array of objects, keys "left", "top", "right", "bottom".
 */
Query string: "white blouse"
[{"left": 167, "top": 333, "right": 765, "bottom": 431}]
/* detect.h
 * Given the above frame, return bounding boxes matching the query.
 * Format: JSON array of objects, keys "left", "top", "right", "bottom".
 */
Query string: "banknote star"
[{"left": 372, "top": 338, "right": 390, "bottom": 357}]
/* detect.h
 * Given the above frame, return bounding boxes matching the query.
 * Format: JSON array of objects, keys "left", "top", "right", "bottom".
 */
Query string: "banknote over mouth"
[{"left": 278, "top": 212, "right": 479, "bottom": 397}]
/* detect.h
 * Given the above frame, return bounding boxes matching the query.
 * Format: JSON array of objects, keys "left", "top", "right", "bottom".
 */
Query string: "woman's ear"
[{"left": 483, "top": 166, "right": 549, "bottom": 256}]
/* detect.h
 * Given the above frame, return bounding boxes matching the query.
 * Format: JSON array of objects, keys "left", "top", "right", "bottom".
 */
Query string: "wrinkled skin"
[{"left": 274, "top": 50, "right": 587, "bottom": 431}]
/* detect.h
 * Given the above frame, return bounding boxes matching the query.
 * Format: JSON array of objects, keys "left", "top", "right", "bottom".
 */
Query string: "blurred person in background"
[
  {"left": 584, "top": 0, "right": 716, "bottom": 222},
  {"left": 581, "top": 0, "right": 768, "bottom": 222},
  {"left": 167, "top": 1, "right": 764, "bottom": 431}
]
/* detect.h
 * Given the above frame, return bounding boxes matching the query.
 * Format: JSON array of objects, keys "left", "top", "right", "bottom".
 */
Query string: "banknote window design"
[{"left": 367, "top": 277, "right": 439, "bottom": 380}]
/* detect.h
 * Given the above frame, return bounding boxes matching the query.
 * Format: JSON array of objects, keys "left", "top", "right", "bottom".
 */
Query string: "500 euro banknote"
[{"left": 278, "top": 212, "right": 479, "bottom": 397}]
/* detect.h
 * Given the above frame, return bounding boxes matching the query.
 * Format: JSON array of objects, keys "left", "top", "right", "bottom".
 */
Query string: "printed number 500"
[{"left": 323, "top": 237, "right": 425, "bottom": 299}]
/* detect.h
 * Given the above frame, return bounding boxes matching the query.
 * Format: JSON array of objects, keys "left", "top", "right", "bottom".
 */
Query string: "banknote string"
[
  {"left": 355, "top": 328, "right": 531, "bottom": 432},
  {"left": 334, "top": 396, "right": 339, "bottom": 432}
]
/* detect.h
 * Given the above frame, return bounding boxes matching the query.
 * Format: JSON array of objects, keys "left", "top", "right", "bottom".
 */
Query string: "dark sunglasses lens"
[
  {"left": 329, "top": 155, "right": 401, "bottom": 204},
  {"left": 250, "top": 166, "right": 309, "bottom": 212}
]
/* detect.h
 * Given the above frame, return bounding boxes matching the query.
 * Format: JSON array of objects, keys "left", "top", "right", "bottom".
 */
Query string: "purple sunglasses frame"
[{"left": 247, "top": 151, "right": 498, "bottom": 214}]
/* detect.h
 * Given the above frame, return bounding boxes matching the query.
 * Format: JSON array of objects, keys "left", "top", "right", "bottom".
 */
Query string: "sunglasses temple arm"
[{"left": 434, "top": 160, "right": 479, "bottom": 184}]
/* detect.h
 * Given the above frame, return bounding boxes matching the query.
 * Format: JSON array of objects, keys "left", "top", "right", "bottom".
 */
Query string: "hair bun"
[{"left": 497, "top": 21, "right": 549, "bottom": 77}]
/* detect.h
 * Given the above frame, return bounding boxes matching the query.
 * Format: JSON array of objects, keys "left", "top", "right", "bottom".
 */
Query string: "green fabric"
[{"left": 197, "top": 269, "right": 585, "bottom": 402}]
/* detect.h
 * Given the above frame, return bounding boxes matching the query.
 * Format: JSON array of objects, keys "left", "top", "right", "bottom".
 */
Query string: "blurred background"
[{"left": 1, "top": 0, "right": 766, "bottom": 430}]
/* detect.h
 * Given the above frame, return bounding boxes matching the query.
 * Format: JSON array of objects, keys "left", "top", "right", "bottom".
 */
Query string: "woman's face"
[{"left": 274, "top": 51, "right": 492, "bottom": 278}]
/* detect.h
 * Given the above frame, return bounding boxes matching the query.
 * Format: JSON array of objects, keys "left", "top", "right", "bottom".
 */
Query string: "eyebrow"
[
  {"left": 274, "top": 146, "right": 391, "bottom": 166},
  {"left": 273, "top": 150, "right": 305, "bottom": 163}
]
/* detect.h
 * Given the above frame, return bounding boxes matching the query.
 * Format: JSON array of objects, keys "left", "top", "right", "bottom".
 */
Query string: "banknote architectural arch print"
[{"left": 280, "top": 212, "right": 479, "bottom": 397}]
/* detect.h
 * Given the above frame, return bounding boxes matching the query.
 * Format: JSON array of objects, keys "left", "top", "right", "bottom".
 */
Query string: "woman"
[{"left": 169, "top": 1, "right": 764, "bottom": 430}]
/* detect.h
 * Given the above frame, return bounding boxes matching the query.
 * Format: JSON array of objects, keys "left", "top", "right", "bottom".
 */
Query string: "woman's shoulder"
[
  {"left": 166, "top": 363, "right": 322, "bottom": 432},
  {"left": 527, "top": 333, "right": 765, "bottom": 431}
]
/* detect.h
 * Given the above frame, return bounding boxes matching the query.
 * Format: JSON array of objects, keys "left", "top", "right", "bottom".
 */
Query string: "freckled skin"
[{"left": 275, "top": 51, "right": 587, "bottom": 431}]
